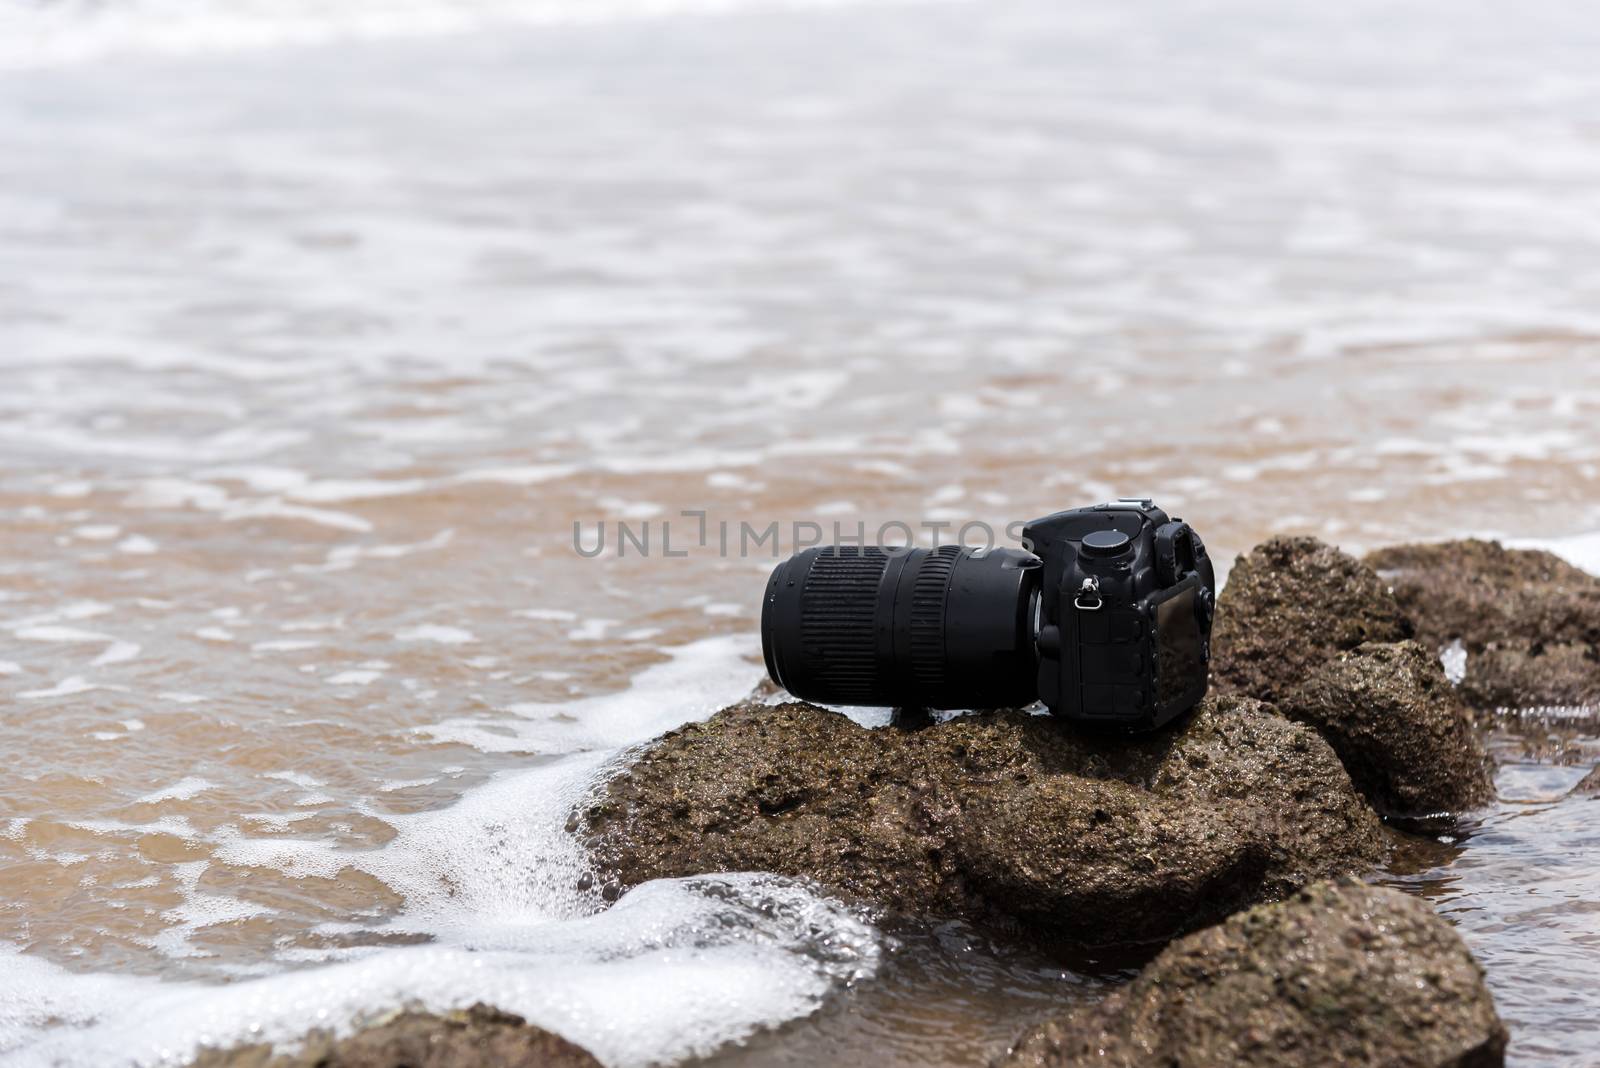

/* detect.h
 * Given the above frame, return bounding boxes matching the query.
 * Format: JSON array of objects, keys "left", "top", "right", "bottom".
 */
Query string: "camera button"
[
  {"left": 1081, "top": 529, "right": 1131, "bottom": 558},
  {"left": 1037, "top": 625, "right": 1062, "bottom": 658}
]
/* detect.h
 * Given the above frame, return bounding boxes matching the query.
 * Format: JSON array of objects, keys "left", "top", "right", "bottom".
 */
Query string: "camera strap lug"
[{"left": 1073, "top": 576, "right": 1103, "bottom": 611}]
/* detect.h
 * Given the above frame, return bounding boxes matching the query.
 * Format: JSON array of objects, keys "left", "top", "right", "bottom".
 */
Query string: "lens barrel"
[{"left": 761, "top": 545, "right": 1040, "bottom": 709}]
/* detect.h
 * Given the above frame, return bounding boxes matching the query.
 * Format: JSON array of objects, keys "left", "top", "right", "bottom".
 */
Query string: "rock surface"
[
  {"left": 1211, "top": 537, "right": 1412, "bottom": 704},
  {"left": 1366, "top": 539, "right": 1600, "bottom": 711},
  {"left": 1001, "top": 879, "right": 1507, "bottom": 1068},
  {"left": 1277, "top": 641, "right": 1495, "bottom": 815},
  {"left": 191, "top": 1005, "right": 601, "bottom": 1068},
  {"left": 582, "top": 697, "right": 1385, "bottom": 948},
  {"left": 1572, "top": 766, "right": 1600, "bottom": 796}
]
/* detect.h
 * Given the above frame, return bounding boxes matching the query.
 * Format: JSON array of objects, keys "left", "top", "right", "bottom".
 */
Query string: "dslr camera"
[{"left": 760, "top": 499, "right": 1215, "bottom": 733}]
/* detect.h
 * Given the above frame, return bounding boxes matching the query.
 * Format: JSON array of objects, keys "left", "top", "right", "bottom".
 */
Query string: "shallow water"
[
  {"left": 2, "top": 0, "right": 1600, "bottom": 1064},
  {"left": 1378, "top": 715, "right": 1600, "bottom": 1068}
]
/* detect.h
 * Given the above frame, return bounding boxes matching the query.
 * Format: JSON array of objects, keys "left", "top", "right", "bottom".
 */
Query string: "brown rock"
[
  {"left": 191, "top": 1004, "right": 601, "bottom": 1068},
  {"left": 581, "top": 697, "right": 1385, "bottom": 948},
  {"left": 1212, "top": 537, "right": 1412, "bottom": 704},
  {"left": 1571, "top": 766, "right": 1600, "bottom": 796},
  {"left": 1277, "top": 641, "right": 1495, "bottom": 815},
  {"left": 1001, "top": 879, "right": 1507, "bottom": 1068},
  {"left": 1365, "top": 539, "right": 1600, "bottom": 711}
]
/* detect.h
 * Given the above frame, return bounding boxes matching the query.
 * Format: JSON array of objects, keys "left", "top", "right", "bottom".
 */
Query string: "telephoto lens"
[
  {"left": 761, "top": 545, "right": 1041, "bottom": 710},
  {"left": 759, "top": 499, "right": 1216, "bottom": 733}
]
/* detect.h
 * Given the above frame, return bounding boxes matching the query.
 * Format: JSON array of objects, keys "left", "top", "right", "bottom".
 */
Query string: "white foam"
[
  {"left": 286, "top": 479, "right": 427, "bottom": 503},
  {"left": 514, "top": 608, "right": 579, "bottom": 622},
  {"left": 326, "top": 670, "right": 382, "bottom": 686},
  {"left": 356, "top": 534, "right": 455, "bottom": 559},
  {"left": 376, "top": 777, "right": 438, "bottom": 792},
  {"left": 41, "top": 602, "right": 117, "bottom": 622},
  {"left": 314, "top": 531, "right": 455, "bottom": 572},
  {"left": 67, "top": 816, "right": 197, "bottom": 840},
  {"left": 12, "top": 626, "right": 113, "bottom": 643},
  {"left": 201, "top": 466, "right": 310, "bottom": 494},
  {"left": 1507, "top": 531, "right": 1600, "bottom": 578},
  {"left": 0, "top": 0, "right": 914, "bottom": 71},
  {"left": 1452, "top": 429, "right": 1579, "bottom": 463},
  {"left": 92, "top": 642, "right": 141, "bottom": 667},
  {"left": 1440, "top": 639, "right": 1468, "bottom": 686},
  {"left": 0, "top": 953, "right": 138, "bottom": 1058},
  {"left": 706, "top": 471, "right": 765, "bottom": 491},
  {"left": 149, "top": 862, "right": 274, "bottom": 959},
  {"left": 72, "top": 525, "right": 121, "bottom": 541},
  {"left": 419, "top": 635, "right": 761, "bottom": 755},
  {"left": 18, "top": 677, "right": 97, "bottom": 699},
  {"left": 456, "top": 464, "right": 576, "bottom": 486},
  {"left": 394, "top": 624, "right": 476, "bottom": 645},
  {"left": 280, "top": 620, "right": 343, "bottom": 632},
  {"left": 262, "top": 771, "right": 324, "bottom": 790},
  {"left": 251, "top": 639, "right": 322, "bottom": 653},
  {"left": 11, "top": 621, "right": 140, "bottom": 672},
  {"left": 566, "top": 618, "right": 615, "bottom": 642},
  {"left": 241, "top": 811, "right": 315, "bottom": 831},
  {"left": 830, "top": 704, "right": 895, "bottom": 729},
  {"left": 220, "top": 748, "right": 610, "bottom": 912},
  {"left": 599, "top": 448, "right": 762, "bottom": 474},
  {"left": 221, "top": 499, "right": 373, "bottom": 534},
  {"left": 1, "top": 875, "right": 876, "bottom": 1067},
  {"left": 0, "top": 635, "right": 877, "bottom": 1065},
  {"left": 135, "top": 777, "right": 218, "bottom": 804}
]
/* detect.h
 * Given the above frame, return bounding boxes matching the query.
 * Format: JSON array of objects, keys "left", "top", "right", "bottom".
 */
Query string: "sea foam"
[
  {"left": 1, "top": 875, "right": 878, "bottom": 1068},
  {"left": 0, "top": 637, "right": 868, "bottom": 1067}
]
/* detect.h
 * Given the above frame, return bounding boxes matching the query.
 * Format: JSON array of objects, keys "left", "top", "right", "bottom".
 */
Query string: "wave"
[
  {"left": 0, "top": 637, "right": 884, "bottom": 1067},
  {"left": 0, "top": 0, "right": 929, "bottom": 71}
]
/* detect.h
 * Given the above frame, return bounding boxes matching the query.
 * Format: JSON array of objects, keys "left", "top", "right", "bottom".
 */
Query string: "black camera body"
[
  {"left": 1024, "top": 498, "right": 1215, "bottom": 731},
  {"left": 761, "top": 499, "right": 1215, "bottom": 733}
]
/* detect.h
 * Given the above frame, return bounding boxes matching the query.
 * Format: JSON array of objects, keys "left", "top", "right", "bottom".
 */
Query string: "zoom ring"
[{"left": 797, "top": 547, "right": 889, "bottom": 702}]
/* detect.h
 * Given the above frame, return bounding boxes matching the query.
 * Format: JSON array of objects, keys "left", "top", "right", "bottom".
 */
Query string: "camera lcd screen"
[{"left": 1156, "top": 587, "right": 1204, "bottom": 705}]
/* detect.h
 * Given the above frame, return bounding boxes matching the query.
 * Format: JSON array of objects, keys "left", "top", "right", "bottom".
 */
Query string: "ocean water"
[{"left": 2, "top": 0, "right": 1600, "bottom": 1063}]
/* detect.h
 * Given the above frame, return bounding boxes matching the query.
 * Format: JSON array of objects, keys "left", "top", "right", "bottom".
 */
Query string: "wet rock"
[
  {"left": 1572, "top": 766, "right": 1600, "bottom": 796},
  {"left": 1446, "top": 642, "right": 1600, "bottom": 715},
  {"left": 1366, "top": 539, "right": 1600, "bottom": 644},
  {"left": 1001, "top": 878, "right": 1507, "bottom": 1068},
  {"left": 1365, "top": 539, "right": 1600, "bottom": 712},
  {"left": 1211, "top": 537, "right": 1412, "bottom": 704},
  {"left": 191, "top": 1004, "right": 601, "bottom": 1068},
  {"left": 1277, "top": 641, "right": 1495, "bottom": 815},
  {"left": 582, "top": 697, "right": 1384, "bottom": 948}
]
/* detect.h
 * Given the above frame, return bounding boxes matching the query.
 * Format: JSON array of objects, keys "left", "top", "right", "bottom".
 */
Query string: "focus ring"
[{"left": 908, "top": 545, "right": 961, "bottom": 701}]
